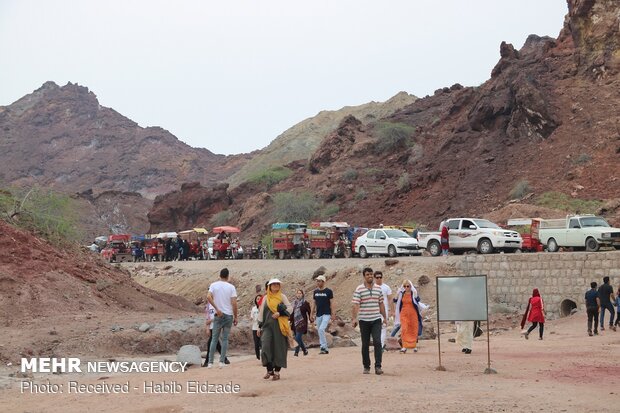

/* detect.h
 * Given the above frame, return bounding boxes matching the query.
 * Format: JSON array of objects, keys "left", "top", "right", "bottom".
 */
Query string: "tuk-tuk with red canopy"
[
  {"left": 100, "top": 234, "right": 132, "bottom": 263},
  {"left": 212, "top": 226, "right": 241, "bottom": 259}
]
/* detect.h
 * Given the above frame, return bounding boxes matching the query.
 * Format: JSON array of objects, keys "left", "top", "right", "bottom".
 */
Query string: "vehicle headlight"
[
  {"left": 601, "top": 232, "right": 611, "bottom": 238},
  {"left": 492, "top": 231, "right": 503, "bottom": 236}
]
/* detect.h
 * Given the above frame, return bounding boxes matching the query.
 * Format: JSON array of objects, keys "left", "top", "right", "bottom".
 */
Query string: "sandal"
[
  {"left": 263, "top": 371, "right": 274, "bottom": 379},
  {"left": 272, "top": 372, "right": 280, "bottom": 381}
]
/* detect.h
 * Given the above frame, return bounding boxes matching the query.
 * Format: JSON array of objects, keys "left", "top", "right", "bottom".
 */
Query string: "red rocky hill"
[
  {"left": 147, "top": 0, "right": 620, "bottom": 238},
  {"left": 0, "top": 81, "right": 249, "bottom": 199}
]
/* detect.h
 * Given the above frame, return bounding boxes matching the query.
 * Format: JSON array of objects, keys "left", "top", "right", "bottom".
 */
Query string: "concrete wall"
[{"left": 456, "top": 251, "right": 620, "bottom": 318}]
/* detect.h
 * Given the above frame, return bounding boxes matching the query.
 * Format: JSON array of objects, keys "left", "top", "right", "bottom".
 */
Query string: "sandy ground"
[
  {"left": 2, "top": 257, "right": 618, "bottom": 412},
  {"left": 1, "top": 312, "right": 619, "bottom": 413}
]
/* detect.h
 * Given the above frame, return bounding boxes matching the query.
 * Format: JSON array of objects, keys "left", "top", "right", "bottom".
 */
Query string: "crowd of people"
[{"left": 202, "top": 267, "right": 619, "bottom": 379}]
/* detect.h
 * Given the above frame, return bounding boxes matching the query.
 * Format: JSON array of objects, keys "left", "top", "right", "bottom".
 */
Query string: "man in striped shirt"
[{"left": 352, "top": 267, "right": 387, "bottom": 375}]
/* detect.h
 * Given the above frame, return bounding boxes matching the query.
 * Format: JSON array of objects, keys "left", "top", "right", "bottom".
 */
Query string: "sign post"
[{"left": 435, "top": 274, "right": 496, "bottom": 374}]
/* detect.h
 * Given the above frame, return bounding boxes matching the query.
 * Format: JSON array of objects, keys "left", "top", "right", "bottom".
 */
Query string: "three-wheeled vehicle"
[
  {"left": 271, "top": 223, "right": 308, "bottom": 259},
  {"left": 179, "top": 228, "right": 209, "bottom": 259},
  {"left": 309, "top": 222, "right": 352, "bottom": 258},
  {"left": 212, "top": 226, "right": 242, "bottom": 259},
  {"left": 506, "top": 218, "right": 542, "bottom": 252},
  {"left": 100, "top": 234, "right": 132, "bottom": 263},
  {"left": 143, "top": 236, "right": 163, "bottom": 261}
]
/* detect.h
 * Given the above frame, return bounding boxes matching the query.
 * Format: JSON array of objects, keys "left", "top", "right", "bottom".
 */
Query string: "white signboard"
[{"left": 437, "top": 275, "right": 488, "bottom": 321}]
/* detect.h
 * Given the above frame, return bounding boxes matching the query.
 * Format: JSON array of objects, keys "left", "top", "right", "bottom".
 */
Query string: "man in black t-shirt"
[
  {"left": 585, "top": 281, "right": 600, "bottom": 336},
  {"left": 598, "top": 276, "right": 616, "bottom": 331},
  {"left": 312, "top": 275, "right": 335, "bottom": 354}
]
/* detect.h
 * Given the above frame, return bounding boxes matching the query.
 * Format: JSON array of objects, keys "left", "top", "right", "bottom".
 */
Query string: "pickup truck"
[
  {"left": 538, "top": 215, "right": 620, "bottom": 252},
  {"left": 417, "top": 218, "right": 522, "bottom": 256}
]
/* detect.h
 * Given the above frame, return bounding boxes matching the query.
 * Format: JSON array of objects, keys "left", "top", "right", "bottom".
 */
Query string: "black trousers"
[
  {"left": 587, "top": 307, "right": 599, "bottom": 333},
  {"left": 203, "top": 332, "right": 223, "bottom": 366},
  {"left": 359, "top": 319, "right": 382, "bottom": 369},
  {"left": 252, "top": 330, "right": 261, "bottom": 359},
  {"left": 527, "top": 322, "right": 544, "bottom": 338}
]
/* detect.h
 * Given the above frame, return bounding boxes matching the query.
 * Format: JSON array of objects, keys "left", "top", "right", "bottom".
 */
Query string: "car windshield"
[
  {"left": 473, "top": 219, "right": 500, "bottom": 229},
  {"left": 384, "top": 230, "right": 412, "bottom": 238},
  {"left": 580, "top": 217, "right": 610, "bottom": 228}
]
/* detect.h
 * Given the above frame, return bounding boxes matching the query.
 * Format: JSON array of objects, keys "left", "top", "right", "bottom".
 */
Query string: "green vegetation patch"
[
  {"left": 273, "top": 192, "right": 320, "bottom": 222},
  {"left": 509, "top": 180, "right": 531, "bottom": 200},
  {"left": 534, "top": 192, "right": 603, "bottom": 214},
  {"left": 246, "top": 166, "right": 292, "bottom": 188},
  {"left": 0, "top": 185, "right": 80, "bottom": 244},
  {"left": 372, "top": 121, "right": 415, "bottom": 154},
  {"left": 210, "top": 210, "right": 233, "bottom": 227}
]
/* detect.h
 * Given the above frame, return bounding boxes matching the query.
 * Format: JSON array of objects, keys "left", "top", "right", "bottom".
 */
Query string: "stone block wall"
[{"left": 456, "top": 251, "right": 620, "bottom": 318}]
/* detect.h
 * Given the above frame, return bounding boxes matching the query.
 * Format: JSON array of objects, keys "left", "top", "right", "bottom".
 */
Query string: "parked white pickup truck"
[
  {"left": 538, "top": 215, "right": 620, "bottom": 252},
  {"left": 417, "top": 218, "right": 523, "bottom": 256}
]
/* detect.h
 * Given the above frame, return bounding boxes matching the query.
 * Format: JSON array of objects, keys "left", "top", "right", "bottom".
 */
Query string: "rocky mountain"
[
  {"left": 225, "top": 91, "right": 417, "bottom": 188},
  {"left": 0, "top": 81, "right": 249, "bottom": 199},
  {"left": 148, "top": 0, "right": 620, "bottom": 238}
]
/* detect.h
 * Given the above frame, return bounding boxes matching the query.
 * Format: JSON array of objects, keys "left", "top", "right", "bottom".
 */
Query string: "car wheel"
[
  {"left": 547, "top": 238, "right": 559, "bottom": 253},
  {"left": 585, "top": 237, "right": 600, "bottom": 252},
  {"left": 478, "top": 238, "right": 493, "bottom": 254},
  {"left": 388, "top": 244, "right": 397, "bottom": 257},
  {"left": 428, "top": 240, "right": 441, "bottom": 257},
  {"left": 359, "top": 246, "right": 368, "bottom": 259}
]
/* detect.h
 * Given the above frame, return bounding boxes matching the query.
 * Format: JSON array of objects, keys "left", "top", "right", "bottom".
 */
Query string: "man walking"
[
  {"left": 373, "top": 271, "right": 393, "bottom": 350},
  {"left": 585, "top": 281, "right": 600, "bottom": 336},
  {"left": 312, "top": 275, "right": 334, "bottom": 354},
  {"left": 598, "top": 276, "right": 616, "bottom": 331},
  {"left": 352, "top": 267, "right": 387, "bottom": 375},
  {"left": 206, "top": 268, "right": 238, "bottom": 368}
]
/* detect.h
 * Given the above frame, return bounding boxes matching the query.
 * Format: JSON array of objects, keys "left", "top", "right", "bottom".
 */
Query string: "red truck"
[{"left": 100, "top": 234, "right": 132, "bottom": 263}]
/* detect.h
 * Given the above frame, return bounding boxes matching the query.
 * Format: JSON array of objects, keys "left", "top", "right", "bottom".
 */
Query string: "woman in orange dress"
[{"left": 393, "top": 280, "right": 428, "bottom": 353}]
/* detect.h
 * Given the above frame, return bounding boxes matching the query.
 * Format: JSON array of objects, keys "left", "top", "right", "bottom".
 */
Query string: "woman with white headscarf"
[{"left": 393, "top": 280, "right": 428, "bottom": 353}]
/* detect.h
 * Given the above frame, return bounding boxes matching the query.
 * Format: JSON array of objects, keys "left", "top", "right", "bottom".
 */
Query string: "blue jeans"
[
  {"left": 600, "top": 303, "right": 615, "bottom": 327},
  {"left": 315, "top": 314, "right": 331, "bottom": 350},
  {"left": 390, "top": 324, "right": 401, "bottom": 337},
  {"left": 208, "top": 314, "right": 233, "bottom": 363},
  {"left": 294, "top": 331, "right": 307, "bottom": 353}
]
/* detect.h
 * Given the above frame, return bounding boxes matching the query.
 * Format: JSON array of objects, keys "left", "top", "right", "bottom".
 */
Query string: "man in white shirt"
[
  {"left": 206, "top": 268, "right": 238, "bottom": 368},
  {"left": 374, "top": 271, "right": 393, "bottom": 349}
]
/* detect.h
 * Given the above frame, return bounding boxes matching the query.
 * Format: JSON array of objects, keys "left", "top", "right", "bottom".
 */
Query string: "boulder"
[
  {"left": 418, "top": 275, "right": 430, "bottom": 286},
  {"left": 384, "top": 259, "right": 399, "bottom": 266},
  {"left": 138, "top": 323, "right": 151, "bottom": 333},
  {"left": 313, "top": 266, "right": 327, "bottom": 278},
  {"left": 176, "top": 345, "right": 202, "bottom": 366},
  {"left": 385, "top": 337, "right": 401, "bottom": 351}
]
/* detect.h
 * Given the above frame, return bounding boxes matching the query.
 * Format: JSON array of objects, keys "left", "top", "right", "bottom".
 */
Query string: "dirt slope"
[{"left": 0, "top": 220, "right": 200, "bottom": 363}]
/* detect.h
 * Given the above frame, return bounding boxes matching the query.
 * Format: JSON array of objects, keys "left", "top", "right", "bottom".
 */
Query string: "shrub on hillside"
[
  {"left": 0, "top": 185, "right": 80, "bottom": 243},
  {"left": 246, "top": 166, "right": 292, "bottom": 189},
  {"left": 372, "top": 121, "right": 415, "bottom": 154},
  {"left": 509, "top": 180, "right": 531, "bottom": 200},
  {"left": 273, "top": 192, "right": 319, "bottom": 222},
  {"left": 210, "top": 210, "right": 233, "bottom": 227}
]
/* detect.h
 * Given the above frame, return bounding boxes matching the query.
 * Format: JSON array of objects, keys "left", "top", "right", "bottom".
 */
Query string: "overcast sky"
[{"left": 0, "top": 0, "right": 568, "bottom": 155}]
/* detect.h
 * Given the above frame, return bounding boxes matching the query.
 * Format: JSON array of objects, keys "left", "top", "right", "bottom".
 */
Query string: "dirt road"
[{"left": 1, "top": 314, "right": 618, "bottom": 413}]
